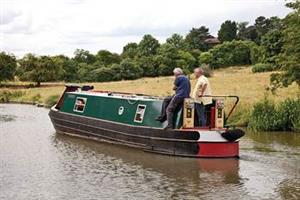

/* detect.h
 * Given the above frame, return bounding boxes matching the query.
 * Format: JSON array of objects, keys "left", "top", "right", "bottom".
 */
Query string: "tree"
[
  {"left": 185, "top": 26, "right": 211, "bottom": 51},
  {"left": 95, "top": 50, "right": 121, "bottom": 66},
  {"left": 268, "top": 16, "right": 283, "bottom": 30},
  {"left": 237, "top": 16, "right": 283, "bottom": 43},
  {"left": 260, "top": 29, "right": 284, "bottom": 64},
  {"left": 52, "top": 55, "right": 78, "bottom": 82},
  {"left": 271, "top": 1, "right": 300, "bottom": 89},
  {"left": 177, "top": 50, "right": 196, "bottom": 73},
  {"left": 237, "top": 22, "right": 249, "bottom": 40},
  {"left": 73, "top": 49, "right": 96, "bottom": 64},
  {"left": 237, "top": 22, "right": 258, "bottom": 42},
  {"left": 218, "top": 20, "right": 238, "bottom": 42},
  {"left": 138, "top": 34, "right": 160, "bottom": 56},
  {"left": 77, "top": 63, "right": 98, "bottom": 82},
  {"left": 90, "top": 66, "right": 116, "bottom": 82},
  {"left": 122, "top": 42, "right": 138, "bottom": 59},
  {"left": 119, "top": 58, "right": 143, "bottom": 80},
  {"left": 18, "top": 54, "right": 63, "bottom": 86},
  {"left": 156, "top": 43, "right": 179, "bottom": 75},
  {"left": 166, "top": 34, "right": 185, "bottom": 49},
  {"left": 208, "top": 40, "right": 254, "bottom": 68},
  {"left": 254, "top": 16, "right": 275, "bottom": 44},
  {"left": 0, "top": 52, "right": 17, "bottom": 82},
  {"left": 136, "top": 56, "right": 158, "bottom": 77}
]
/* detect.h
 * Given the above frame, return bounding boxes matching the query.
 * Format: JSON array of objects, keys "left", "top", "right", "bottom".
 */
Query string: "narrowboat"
[{"left": 49, "top": 84, "right": 245, "bottom": 158}]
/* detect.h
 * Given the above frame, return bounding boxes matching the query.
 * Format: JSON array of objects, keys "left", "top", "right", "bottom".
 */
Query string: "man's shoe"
[
  {"left": 155, "top": 116, "right": 166, "bottom": 122},
  {"left": 163, "top": 126, "right": 173, "bottom": 130}
]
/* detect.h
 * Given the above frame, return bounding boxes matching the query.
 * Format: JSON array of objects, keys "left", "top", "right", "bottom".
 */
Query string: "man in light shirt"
[{"left": 192, "top": 67, "right": 212, "bottom": 127}]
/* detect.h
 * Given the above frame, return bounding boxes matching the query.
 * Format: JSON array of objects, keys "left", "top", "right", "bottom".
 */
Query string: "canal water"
[{"left": 0, "top": 104, "right": 299, "bottom": 200}]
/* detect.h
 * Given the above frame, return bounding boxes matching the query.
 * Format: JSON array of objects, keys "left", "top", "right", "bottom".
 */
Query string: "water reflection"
[
  {"left": 52, "top": 132, "right": 245, "bottom": 199},
  {"left": 53, "top": 133, "right": 242, "bottom": 182},
  {"left": 248, "top": 131, "right": 300, "bottom": 147},
  {"left": 277, "top": 178, "right": 300, "bottom": 200}
]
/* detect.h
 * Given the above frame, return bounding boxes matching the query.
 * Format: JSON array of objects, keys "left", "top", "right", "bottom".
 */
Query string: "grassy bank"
[{"left": 1, "top": 66, "right": 299, "bottom": 128}]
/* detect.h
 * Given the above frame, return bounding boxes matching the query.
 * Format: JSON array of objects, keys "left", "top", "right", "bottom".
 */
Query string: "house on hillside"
[{"left": 205, "top": 37, "right": 220, "bottom": 48}]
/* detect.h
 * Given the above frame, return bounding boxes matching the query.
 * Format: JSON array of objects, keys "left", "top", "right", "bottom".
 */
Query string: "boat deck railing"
[{"left": 190, "top": 95, "right": 239, "bottom": 128}]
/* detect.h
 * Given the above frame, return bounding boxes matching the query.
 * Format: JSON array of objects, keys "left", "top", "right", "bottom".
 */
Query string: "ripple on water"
[{"left": 0, "top": 114, "right": 16, "bottom": 123}]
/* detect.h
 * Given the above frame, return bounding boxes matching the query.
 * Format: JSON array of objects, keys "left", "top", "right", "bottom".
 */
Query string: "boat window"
[
  {"left": 73, "top": 97, "right": 87, "bottom": 113},
  {"left": 134, "top": 104, "right": 146, "bottom": 123}
]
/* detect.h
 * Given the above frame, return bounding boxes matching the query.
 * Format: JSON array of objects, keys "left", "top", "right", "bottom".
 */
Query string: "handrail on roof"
[{"left": 201, "top": 95, "right": 239, "bottom": 123}]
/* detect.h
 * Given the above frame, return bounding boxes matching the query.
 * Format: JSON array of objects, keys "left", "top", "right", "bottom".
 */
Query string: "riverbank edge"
[{"left": 1, "top": 101, "right": 45, "bottom": 107}]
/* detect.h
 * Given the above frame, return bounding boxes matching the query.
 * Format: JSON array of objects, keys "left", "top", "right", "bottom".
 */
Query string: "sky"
[{"left": 0, "top": 0, "right": 292, "bottom": 58}]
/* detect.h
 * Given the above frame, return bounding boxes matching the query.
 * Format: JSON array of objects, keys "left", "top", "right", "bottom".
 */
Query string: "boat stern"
[{"left": 195, "top": 129, "right": 245, "bottom": 158}]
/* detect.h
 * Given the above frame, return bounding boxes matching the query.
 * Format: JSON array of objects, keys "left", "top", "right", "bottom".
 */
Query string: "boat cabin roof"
[{"left": 67, "top": 90, "right": 163, "bottom": 102}]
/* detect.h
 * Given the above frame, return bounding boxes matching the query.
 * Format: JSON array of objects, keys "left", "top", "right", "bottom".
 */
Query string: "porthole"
[{"left": 118, "top": 106, "right": 124, "bottom": 115}]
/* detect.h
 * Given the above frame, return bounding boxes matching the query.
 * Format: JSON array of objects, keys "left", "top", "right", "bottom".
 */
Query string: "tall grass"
[
  {"left": 0, "top": 90, "right": 25, "bottom": 102},
  {"left": 248, "top": 97, "right": 300, "bottom": 132},
  {"left": 44, "top": 95, "right": 60, "bottom": 108}
]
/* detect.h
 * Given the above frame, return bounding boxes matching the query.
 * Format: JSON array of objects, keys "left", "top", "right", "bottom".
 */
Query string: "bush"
[
  {"left": 249, "top": 98, "right": 284, "bottom": 131},
  {"left": 248, "top": 97, "right": 300, "bottom": 132},
  {"left": 199, "top": 52, "right": 213, "bottom": 65},
  {"left": 251, "top": 63, "right": 274, "bottom": 73},
  {"left": 44, "top": 95, "right": 60, "bottom": 108},
  {"left": 292, "top": 116, "right": 300, "bottom": 132},
  {"left": 279, "top": 98, "right": 300, "bottom": 132}
]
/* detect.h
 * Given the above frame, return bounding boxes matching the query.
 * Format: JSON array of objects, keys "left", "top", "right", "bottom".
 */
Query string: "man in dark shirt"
[{"left": 156, "top": 68, "right": 191, "bottom": 129}]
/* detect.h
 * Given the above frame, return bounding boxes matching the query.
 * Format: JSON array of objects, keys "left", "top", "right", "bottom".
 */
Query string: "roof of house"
[{"left": 204, "top": 37, "right": 220, "bottom": 44}]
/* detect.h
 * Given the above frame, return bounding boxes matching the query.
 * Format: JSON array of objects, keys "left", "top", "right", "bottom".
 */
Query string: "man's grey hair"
[
  {"left": 194, "top": 67, "right": 204, "bottom": 74},
  {"left": 173, "top": 68, "right": 183, "bottom": 75}
]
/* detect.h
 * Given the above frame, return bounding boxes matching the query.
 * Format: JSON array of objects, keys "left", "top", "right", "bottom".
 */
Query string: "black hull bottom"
[{"left": 49, "top": 109, "right": 202, "bottom": 157}]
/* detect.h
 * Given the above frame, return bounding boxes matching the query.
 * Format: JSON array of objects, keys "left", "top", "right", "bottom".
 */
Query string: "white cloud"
[{"left": 0, "top": 0, "right": 291, "bottom": 57}]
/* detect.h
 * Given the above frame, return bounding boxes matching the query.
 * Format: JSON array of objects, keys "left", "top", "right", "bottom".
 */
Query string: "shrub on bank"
[
  {"left": 251, "top": 63, "right": 274, "bottom": 73},
  {"left": 227, "top": 103, "right": 251, "bottom": 127},
  {"left": 31, "top": 93, "right": 42, "bottom": 103},
  {"left": 0, "top": 90, "right": 25, "bottom": 102},
  {"left": 248, "top": 98, "right": 300, "bottom": 132},
  {"left": 279, "top": 98, "right": 300, "bottom": 132}
]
